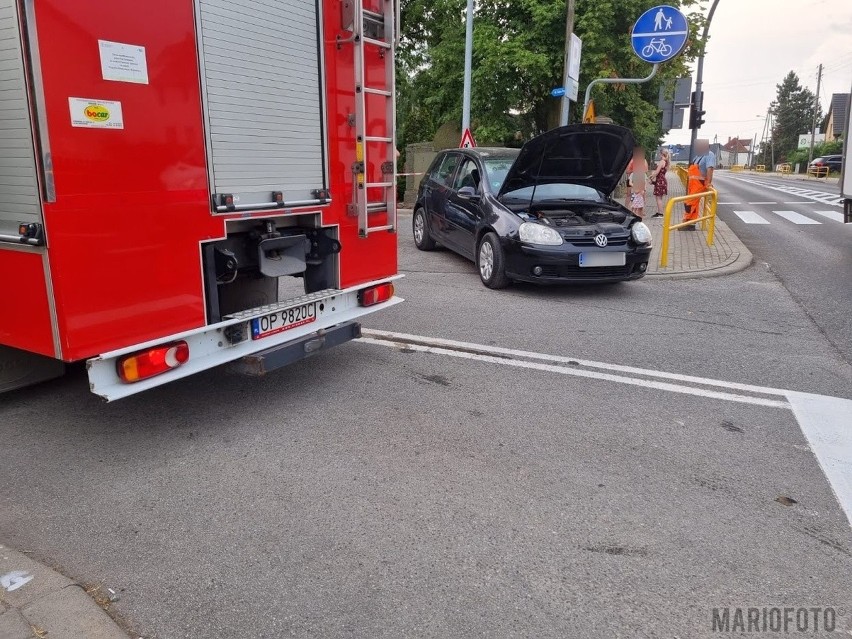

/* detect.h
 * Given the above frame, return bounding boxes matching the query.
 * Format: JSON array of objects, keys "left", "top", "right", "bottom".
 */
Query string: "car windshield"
[
  {"left": 483, "top": 158, "right": 516, "bottom": 192},
  {"left": 500, "top": 183, "right": 605, "bottom": 203}
]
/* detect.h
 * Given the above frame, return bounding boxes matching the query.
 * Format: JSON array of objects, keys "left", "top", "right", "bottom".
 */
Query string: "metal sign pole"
[
  {"left": 461, "top": 0, "right": 474, "bottom": 133},
  {"left": 559, "top": 0, "right": 576, "bottom": 126},
  {"left": 688, "top": 0, "right": 720, "bottom": 162},
  {"left": 583, "top": 64, "right": 659, "bottom": 121}
]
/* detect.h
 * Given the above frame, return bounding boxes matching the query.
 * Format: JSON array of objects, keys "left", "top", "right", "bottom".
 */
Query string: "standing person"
[
  {"left": 629, "top": 147, "right": 649, "bottom": 218},
  {"left": 682, "top": 139, "right": 715, "bottom": 230},
  {"left": 649, "top": 148, "right": 670, "bottom": 218},
  {"left": 624, "top": 158, "right": 633, "bottom": 208}
]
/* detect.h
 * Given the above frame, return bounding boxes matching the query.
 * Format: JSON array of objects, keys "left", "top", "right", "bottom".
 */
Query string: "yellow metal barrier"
[
  {"left": 808, "top": 165, "right": 829, "bottom": 178},
  {"left": 674, "top": 165, "right": 688, "bottom": 190},
  {"left": 659, "top": 188, "right": 718, "bottom": 268},
  {"left": 731, "top": 164, "right": 744, "bottom": 172},
  {"left": 779, "top": 163, "right": 792, "bottom": 174},
  {"left": 755, "top": 165, "right": 766, "bottom": 172}
]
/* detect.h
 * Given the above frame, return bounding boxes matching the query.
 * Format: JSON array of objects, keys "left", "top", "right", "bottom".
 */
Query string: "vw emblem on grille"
[{"left": 594, "top": 234, "right": 608, "bottom": 247}]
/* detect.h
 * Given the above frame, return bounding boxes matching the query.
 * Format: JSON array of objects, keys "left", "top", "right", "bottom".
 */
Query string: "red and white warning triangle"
[{"left": 459, "top": 128, "right": 477, "bottom": 149}]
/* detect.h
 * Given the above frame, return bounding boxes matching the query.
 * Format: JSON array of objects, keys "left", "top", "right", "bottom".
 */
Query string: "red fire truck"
[{"left": 0, "top": 0, "right": 400, "bottom": 400}]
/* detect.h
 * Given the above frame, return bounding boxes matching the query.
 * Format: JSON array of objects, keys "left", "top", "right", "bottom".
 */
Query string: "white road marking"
[
  {"left": 363, "top": 329, "right": 790, "bottom": 395},
  {"left": 733, "top": 210, "right": 770, "bottom": 224},
  {"left": 360, "top": 330, "right": 790, "bottom": 408},
  {"left": 786, "top": 391, "right": 852, "bottom": 527},
  {"left": 717, "top": 202, "right": 743, "bottom": 205},
  {"left": 359, "top": 329, "right": 852, "bottom": 525},
  {"left": 782, "top": 201, "right": 811, "bottom": 204},
  {"left": 771, "top": 210, "right": 821, "bottom": 225},
  {"left": 1, "top": 570, "right": 34, "bottom": 592},
  {"left": 728, "top": 176, "right": 843, "bottom": 207},
  {"left": 361, "top": 337, "right": 788, "bottom": 408},
  {"left": 748, "top": 201, "right": 777, "bottom": 204},
  {"left": 812, "top": 209, "right": 846, "bottom": 224}
]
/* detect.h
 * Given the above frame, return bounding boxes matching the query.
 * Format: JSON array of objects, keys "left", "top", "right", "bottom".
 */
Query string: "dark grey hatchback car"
[{"left": 412, "top": 124, "right": 653, "bottom": 289}]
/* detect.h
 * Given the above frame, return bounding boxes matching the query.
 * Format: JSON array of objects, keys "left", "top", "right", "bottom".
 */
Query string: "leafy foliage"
[
  {"left": 766, "top": 71, "right": 820, "bottom": 163},
  {"left": 397, "top": 0, "right": 706, "bottom": 155}
]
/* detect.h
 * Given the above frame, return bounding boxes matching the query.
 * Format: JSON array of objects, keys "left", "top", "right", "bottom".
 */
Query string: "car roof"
[{"left": 440, "top": 147, "right": 520, "bottom": 161}]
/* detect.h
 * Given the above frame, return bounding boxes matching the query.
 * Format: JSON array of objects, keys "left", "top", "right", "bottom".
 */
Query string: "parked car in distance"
[
  {"left": 809, "top": 155, "right": 843, "bottom": 174},
  {"left": 412, "top": 124, "right": 653, "bottom": 289}
]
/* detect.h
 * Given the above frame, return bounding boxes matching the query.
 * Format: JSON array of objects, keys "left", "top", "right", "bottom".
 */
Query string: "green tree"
[
  {"left": 768, "top": 71, "right": 820, "bottom": 162},
  {"left": 397, "top": 0, "right": 706, "bottom": 155}
]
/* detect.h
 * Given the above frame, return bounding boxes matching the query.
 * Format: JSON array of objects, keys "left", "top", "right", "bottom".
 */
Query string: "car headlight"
[
  {"left": 518, "top": 222, "right": 563, "bottom": 246},
  {"left": 631, "top": 222, "right": 652, "bottom": 244}
]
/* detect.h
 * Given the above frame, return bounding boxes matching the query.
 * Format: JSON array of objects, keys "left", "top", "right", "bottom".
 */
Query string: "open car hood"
[{"left": 497, "top": 124, "right": 635, "bottom": 199}]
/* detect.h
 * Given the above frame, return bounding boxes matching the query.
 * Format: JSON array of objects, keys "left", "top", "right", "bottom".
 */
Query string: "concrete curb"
[
  {"left": 645, "top": 220, "right": 754, "bottom": 281},
  {"left": 0, "top": 544, "right": 128, "bottom": 639}
]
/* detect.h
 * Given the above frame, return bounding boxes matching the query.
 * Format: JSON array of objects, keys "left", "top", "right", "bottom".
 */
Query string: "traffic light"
[
  {"left": 689, "top": 105, "right": 706, "bottom": 129},
  {"left": 689, "top": 91, "right": 705, "bottom": 130}
]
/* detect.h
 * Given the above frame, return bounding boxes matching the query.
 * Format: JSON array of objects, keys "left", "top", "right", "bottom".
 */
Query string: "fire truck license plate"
[{"left": 251, "top": 303, "right": 317, "bottom": 340}]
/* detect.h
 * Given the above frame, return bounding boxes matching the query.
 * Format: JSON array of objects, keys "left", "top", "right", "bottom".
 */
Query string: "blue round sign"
[{"left": 631, "top": 5, "right": 689, "bottom": 64}]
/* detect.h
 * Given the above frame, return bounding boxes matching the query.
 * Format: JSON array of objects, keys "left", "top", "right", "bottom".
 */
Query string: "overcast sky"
[{"left": 662, "top": 0, "right": 852, "bottom": 147}]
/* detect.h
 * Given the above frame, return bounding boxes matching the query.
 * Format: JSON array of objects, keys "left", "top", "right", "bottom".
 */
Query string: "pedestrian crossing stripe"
[
  {"left": 771, "top": 210, "right": 821, "bottom": 225},
  {"left": 733, "top": 211, "right": 770, "bottom": 224},
  {"left": 731, "top": 209, "right": 852, "bottom": 226},
  {"left": 811, "top": 209, "right": 845, "bottom": 223}
]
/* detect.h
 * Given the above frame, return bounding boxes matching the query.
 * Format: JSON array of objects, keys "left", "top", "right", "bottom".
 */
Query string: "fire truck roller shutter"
[
  {"left": 0, "top": 0, "right": 45, "bottom": 243},
  {"left": 195, "top": 0, "right": 328, "bottom": 212}
]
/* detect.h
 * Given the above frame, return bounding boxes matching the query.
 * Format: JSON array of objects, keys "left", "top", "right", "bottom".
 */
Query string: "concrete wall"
[{"left": 403, "top": 142, "right": 437, "bottom": 207}]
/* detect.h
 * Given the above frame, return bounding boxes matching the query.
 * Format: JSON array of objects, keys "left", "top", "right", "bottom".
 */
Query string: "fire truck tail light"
[
  {"left": 359, "top": 283, "right": 394, "bottom": 307},
  {"left": 117, "top": 341, "right": 190, "bottom": 383}
]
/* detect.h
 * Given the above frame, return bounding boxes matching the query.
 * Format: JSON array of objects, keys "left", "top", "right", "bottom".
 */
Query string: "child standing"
[{"left": 629, "top": 147, "right": 649, "bottom": 218}]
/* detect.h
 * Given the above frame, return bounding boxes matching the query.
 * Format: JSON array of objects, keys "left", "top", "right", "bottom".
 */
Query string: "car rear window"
[{"left": 432, "top": 154, "right": 461, "bottom": 186}]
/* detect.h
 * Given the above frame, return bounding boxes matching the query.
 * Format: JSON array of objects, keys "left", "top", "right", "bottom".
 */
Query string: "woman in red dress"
[{"left": 650, "top": 149, "right": 670, "bottom": 218}]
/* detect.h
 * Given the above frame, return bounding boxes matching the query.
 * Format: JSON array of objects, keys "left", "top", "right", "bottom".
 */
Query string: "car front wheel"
[
  {"left": 477, "top": 232, "right": 510, "bottom": 289},
  {"left": 413, "top": 208, "right": 437, "bottom": 251}
]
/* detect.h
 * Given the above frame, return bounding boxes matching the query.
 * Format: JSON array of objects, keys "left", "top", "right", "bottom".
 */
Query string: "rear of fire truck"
[{"left": 0, "top": 0, "right": 400, "bottom": 399}]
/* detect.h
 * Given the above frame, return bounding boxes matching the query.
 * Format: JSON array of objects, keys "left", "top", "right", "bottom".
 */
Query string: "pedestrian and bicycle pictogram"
[{"left": 631, "top": 5, "right": 689, "bottom": 64}]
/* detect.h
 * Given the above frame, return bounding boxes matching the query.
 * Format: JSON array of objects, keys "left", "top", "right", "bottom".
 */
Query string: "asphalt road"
[
  {"left": 2, "top": 213, "right": 851, "bottom": 638},
  {"left": 712, "top": 171, "right": 852, "bottom": 364}
]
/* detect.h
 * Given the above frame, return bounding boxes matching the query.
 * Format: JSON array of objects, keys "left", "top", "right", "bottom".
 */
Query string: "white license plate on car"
[
  {"left": 579, "top": 252, "right": 626, "bottom": 267},
  {"left": 251, "top": 303, "right": 317, "bottom": 340}
]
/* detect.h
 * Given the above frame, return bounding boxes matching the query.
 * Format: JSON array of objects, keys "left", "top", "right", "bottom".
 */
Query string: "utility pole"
[
  {"left": 758, "top": 106, "right": 771, "bottom": 166},
  {"left": 559, "top": 0, "right": 576, "bottom": 126},
  {"left": 688, "top": 0, "right": 720, "bottom": 161},
  {"left": 807, "top": 63, "right": 823, "bottom": 167},
  {"left": 770, "top": 109, "right": 776, "bottom": 170},
  {"left": 461, "top": 0, "right": 474, "bottom": 133}
]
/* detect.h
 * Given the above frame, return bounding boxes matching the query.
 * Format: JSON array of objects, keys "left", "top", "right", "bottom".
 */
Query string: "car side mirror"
[{"left": 458, "top": 186, "right": 480, "bottom": 200}]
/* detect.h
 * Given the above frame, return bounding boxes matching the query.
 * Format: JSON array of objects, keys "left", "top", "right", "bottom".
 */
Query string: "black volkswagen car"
[{"left": 412, "top": 124, "right": 653, "bottom": 289}]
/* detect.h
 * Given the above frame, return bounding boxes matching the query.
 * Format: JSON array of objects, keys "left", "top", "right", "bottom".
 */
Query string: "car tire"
[
  {"left": 477, "top": 232, "right": 510, "bottom": 289},
  {"left": 413, "top": 208, "right": 437, "bottom": 251}
]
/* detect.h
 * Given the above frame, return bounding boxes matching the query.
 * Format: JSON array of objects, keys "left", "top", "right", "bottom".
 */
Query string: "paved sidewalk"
[
  {"left": 0, "top": 544, "right": 128, "bottom": 639},
  {"left": 640, "top": 172, "right": 752, "bottom": 279}
]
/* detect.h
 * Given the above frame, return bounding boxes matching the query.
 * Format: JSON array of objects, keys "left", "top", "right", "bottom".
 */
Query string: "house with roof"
[
  {"left": 721, "top": 137, "right": 751, "bottom": 166},
  {"left": 823, "top": 93, "right": 850, "bottom": 142}
]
